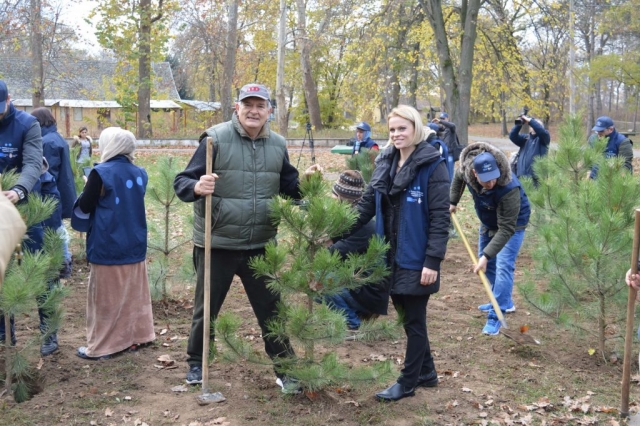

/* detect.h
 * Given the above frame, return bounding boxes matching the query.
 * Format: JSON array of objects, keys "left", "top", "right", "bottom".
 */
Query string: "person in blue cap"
[
  {"left": 0, "top": 79, "right": 44, "bottom": 347},
  {"left": 350, "top": 121, "right": 379, "bottom": 155},
  {"left": 449, "top": 142, "right": 530, "bottom": 335},
  {"left": 589, "top": 116, "right": 633, "bottom": 178}
]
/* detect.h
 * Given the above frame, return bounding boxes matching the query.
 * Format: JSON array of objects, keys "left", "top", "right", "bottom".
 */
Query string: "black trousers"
[
  {"left": 391, "top": 294, "right": 435, "bottom": 388},
  {"left": 186, "top": 246, "right": 295, "bottom": 372}
]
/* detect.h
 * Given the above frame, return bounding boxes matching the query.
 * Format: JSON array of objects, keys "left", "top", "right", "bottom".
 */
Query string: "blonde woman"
[{"left": 345, "top": 105, "right": 451, "bottom": 401}]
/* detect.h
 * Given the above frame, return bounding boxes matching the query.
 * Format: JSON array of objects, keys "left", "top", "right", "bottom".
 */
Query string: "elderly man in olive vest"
[{"left": 174, "top": 83, "right": 321, "bottom": 392}]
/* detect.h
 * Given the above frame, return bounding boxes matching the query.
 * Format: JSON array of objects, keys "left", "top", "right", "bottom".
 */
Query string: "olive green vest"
[{"left": 193, "top": 115, "right": 287, "bottom": 249}]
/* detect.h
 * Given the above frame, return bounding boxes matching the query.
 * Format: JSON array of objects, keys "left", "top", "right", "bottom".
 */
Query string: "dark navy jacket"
[
  {"left": 509, "top": 119, "right": 550, "bottom": 181},
  {"left": 0, "top": 103, "right": 37, "bottom": 173},
  {"left": 38, "top": 171, "right": 63, "bottom": 231},
  {"left": 86, "top": 156, "right": 148, "bottom": 265},
  {"left": 41, "top": 124, "right": 77, "bottom": 219},
  {"left": 467, "top": 176, "right": 530, "bottom": 230}
]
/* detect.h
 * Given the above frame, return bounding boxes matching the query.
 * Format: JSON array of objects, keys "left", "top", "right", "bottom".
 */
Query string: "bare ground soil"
[{"left": 0, "top": 150, "right": 634, "bottom": 426}]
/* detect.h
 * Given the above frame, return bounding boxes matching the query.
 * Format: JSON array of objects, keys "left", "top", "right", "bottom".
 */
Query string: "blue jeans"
[
  {"left": 478, "top": 228, "right": 525, "bottom": 318},
  {"left": 324, "top": 290, "right": 369, "bottom": 330}
]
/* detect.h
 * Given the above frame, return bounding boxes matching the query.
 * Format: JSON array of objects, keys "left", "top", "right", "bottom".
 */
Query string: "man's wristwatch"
[{"left": 11, "top": 187, "right": 26, "bottom": 201}]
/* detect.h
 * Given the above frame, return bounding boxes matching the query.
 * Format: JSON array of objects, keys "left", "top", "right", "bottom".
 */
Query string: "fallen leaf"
[
  {"left": 160, "top": 328, "right": 168, "bottom": 335},
  {"left": 343, "top": 400, "right": 360, "bottom": 407},
  {"left": 588, "top": 348, "right": 596, "bottom": 356},
  {"left": 105, "top": 407, "right": 114, "bottom": 417},
  {"left": 171, "top": 385, "right": 189, "bottom": 392},
  {"left": 520, "top": 325, "right": 529, "bottom": 333},
  {"left": 36, "top": 358, "right": 44, "bottom": 370},
  {"left": 462, "top": 387, "right": 472, "bottom": 393},
  {"left": 212, "top": 417, "right": 227, "bottom": 425}
]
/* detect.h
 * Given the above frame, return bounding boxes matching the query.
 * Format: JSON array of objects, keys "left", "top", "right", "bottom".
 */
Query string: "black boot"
[
  {"left": 41, "top": 332, "right": 59, "bottom": 356},
  {"left": 417, "top": 370, "right": 438, "bottom": 388},
  {"left": 375, "top": 382, "right": 415, "bottom": 402}
]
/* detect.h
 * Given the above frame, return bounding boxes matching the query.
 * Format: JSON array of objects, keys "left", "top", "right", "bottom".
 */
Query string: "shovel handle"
[
  {"left": 450, "top": 212, "right": 507, "bottom": 329},
  {"left": 202, "top": 137, "right": 214, "bottom": 394},
  {"left": 621, "top": 209, "right": 640, "bottom": 417}
]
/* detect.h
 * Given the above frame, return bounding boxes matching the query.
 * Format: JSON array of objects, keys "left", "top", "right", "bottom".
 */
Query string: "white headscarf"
[{"left": 99, "top": 127, "right": 136, "bottom": 163}]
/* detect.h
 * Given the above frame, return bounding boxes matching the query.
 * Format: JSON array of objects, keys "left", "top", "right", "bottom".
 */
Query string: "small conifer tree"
[
  {"left": 146, "top": 156, "right": 190, "bottom": 300},
  {"left": 215, "top": 173, "right": 396, "bottom": 392},
  {"left": 1, "top": 172, "right": 66, "bottom": 402},
  {"left": 518, "top": 115, "right": 640, "bottom": 358},
  {"left": 345, "top": 148, "right": 378, "bottom": 183}
]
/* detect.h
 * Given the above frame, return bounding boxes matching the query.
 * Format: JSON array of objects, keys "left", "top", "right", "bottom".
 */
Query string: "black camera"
[{"left": 514, "top": 107, "right": 530, "bottom": 125}]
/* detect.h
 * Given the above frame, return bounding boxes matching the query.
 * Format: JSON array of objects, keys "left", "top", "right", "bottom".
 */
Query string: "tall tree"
[
  {"left": 275, "top": 0, "right": 288, "bottom": 136},
  {"left": 421, "top": 0, "right": 481, "bottom": 144},
  {"left": 93, "top": 0, "right": 176, "bottom": 137},
  {"left": 295, "top": 0, "right": 323, "bottom": 130},
  {"left": 221, "top": 0, "right": 239, "bottom": 122},
  {"left": 30, "top": 0, "right": 43, "bottom": 107}
]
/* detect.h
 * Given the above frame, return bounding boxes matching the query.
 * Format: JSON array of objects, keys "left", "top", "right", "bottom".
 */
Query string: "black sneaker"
[
  {"left": 276, "top": 376, "right": 302, "bottom": 395},
  {"left": 186, "top": 364, "right": 203, "bottom": 385}
]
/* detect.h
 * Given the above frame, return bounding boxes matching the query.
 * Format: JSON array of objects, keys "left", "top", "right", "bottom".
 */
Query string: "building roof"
[
  {"left": 177, "top": 100, "right": 221, "bottom": 111},
  {"left": 0, "top": 58, "right": 180, "bottom": 101},
  {"left": 150, "top": 100, "right": 181, "bottom": 109}
]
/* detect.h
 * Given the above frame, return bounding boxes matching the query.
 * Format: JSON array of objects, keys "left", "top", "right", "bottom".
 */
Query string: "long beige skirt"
[{"left": 85, "top": 261, "right": 156, "bottom": 357}]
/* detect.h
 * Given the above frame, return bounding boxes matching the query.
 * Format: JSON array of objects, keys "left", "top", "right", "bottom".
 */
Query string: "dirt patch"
[{"left": 0, "top": 234, "right": 632, "bottom": 426}]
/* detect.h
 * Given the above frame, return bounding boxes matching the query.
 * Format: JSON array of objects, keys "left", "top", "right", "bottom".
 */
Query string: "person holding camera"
[
  {"left": 432, "top": 112, "right": 462, "bottom": 165},
  {"left": 508, "top": 111, "right": 550, "bottom": 185}
]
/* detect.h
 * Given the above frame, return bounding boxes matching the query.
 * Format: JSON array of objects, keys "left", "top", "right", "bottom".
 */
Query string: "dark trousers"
[
  {"left": 391, "top": 294, "right": 435, "bottom": 388},
  {"left": 186, "top": 246, "right": 295, "bottom": 372}
]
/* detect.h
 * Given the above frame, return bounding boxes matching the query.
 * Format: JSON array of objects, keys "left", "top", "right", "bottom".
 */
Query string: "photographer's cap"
[
  {"left": 473, "top": 152, "right": 501, "bottom": 182},
  {"left": 439, "top": 112, "right": 448, "bottom": 119},
  {"left": 238, "top": 83, "right": 270, "bottom": 102},
  {"left": 592, "top": 116, "right": 614, "bottom": 132},
  {"left": 0, "top": 80, "right": 8, "bottom": 112}
]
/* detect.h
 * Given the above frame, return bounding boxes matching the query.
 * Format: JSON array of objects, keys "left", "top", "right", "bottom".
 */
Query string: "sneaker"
[
  {"left": 186, "top": 364, "right": 203, "bottom": 385},
  {"left": 482, "top": 317, "right": 501, "bottom": 336},
  {"left": 275, "top": 376, "right": 302, "bottom": 395},
  {"left": 76, "top": 346, "right": 111, "bottom": 360},
  {"left": 478, "top": 303, "right": 516, "bottom": 313}
]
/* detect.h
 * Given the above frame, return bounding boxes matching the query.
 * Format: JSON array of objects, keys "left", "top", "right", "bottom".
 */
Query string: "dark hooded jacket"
[
  {"left": 350, "top": 141, "right": 450, "bottom": 296},
  {"left": 450, "top": 142, "right": 530, "bottom": 259},
  {"left": 509, "top": 119, "right": 550, "bottom": 182},
  {"left": 42, "top": 124, "right": 77, "bottom": 219}
]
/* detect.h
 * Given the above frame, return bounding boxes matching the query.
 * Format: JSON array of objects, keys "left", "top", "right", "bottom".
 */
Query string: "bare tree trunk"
[
  {"left": 295, "top": 0, "right": 323, "bottom": 130},
  {"left": 423, "top": 0, "right": 481, "bottom": 145},
  {"left": 30, "top": 0, "right": 44, "bottom": 108},
  {"left": 276, "top": 0, "right": 289, "bottom": 136},
  {"left": 408, "top": 42, "right": 420, "bottom": 109},
  {"left": 137, "top": 0, "right": 165, "bottom": 138},
  {"left": 221, "top": 0, "right": 239, "bottom": 122}
]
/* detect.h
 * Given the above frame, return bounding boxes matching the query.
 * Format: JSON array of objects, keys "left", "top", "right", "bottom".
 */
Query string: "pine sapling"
[
  {"left": 518, "top": 115, "right": 640, "bottom": 358},
  {"left": 215, "top": 173, "right": 395, "bottom": 392}
]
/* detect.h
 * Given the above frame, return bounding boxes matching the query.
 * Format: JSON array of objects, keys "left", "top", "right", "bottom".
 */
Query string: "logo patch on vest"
[{"left": 407, "top": 186, "right": 423, "bottom": 204}]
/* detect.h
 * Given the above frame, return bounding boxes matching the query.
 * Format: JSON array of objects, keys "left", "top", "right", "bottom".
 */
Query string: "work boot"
[
  {"left": 59, "top": 260, "right": 72, "bottom": 279},
  {"left": 41, "top": 332, "right": 59, "bottom": 356}
]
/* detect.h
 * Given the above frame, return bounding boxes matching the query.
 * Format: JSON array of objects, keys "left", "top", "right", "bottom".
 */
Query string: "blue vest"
[
  {"left": 375, "top": 158, "right": 443, "bottom": 270},
  {"left": 468, "top": 175, "right": 530, "bottom": 230},
  {"left": 603, "top": 130, "right": 627, "bottom": 159},
  {"left": 0, "top": 104, "right": 37, "bottom": 173},
  {"left": 86, "top": 156, "right": 148, "bottom": 265}
]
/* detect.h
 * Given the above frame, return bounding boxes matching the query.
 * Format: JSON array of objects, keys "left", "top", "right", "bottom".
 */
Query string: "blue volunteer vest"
[
  {"left": 0, "top": 104, "right": 37, "bottom": 173},
  {"left": 468, "top": 175, "right": 530, "bottom": 230},
  {"left": 375, "top": 158, "right": 444, "bottom": 270},
  {"left": 86, "top": 156, "right": 148, "bottom": 265}
]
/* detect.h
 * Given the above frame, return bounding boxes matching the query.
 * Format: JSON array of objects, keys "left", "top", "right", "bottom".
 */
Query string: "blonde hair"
[{"left": 384, "top": 105, "right": 426, "bottom": 148}]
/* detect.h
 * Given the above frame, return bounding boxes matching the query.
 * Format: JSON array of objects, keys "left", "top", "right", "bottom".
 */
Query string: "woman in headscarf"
[{"left": 72, "top": 127, "right": 155, "bottom": 359}]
